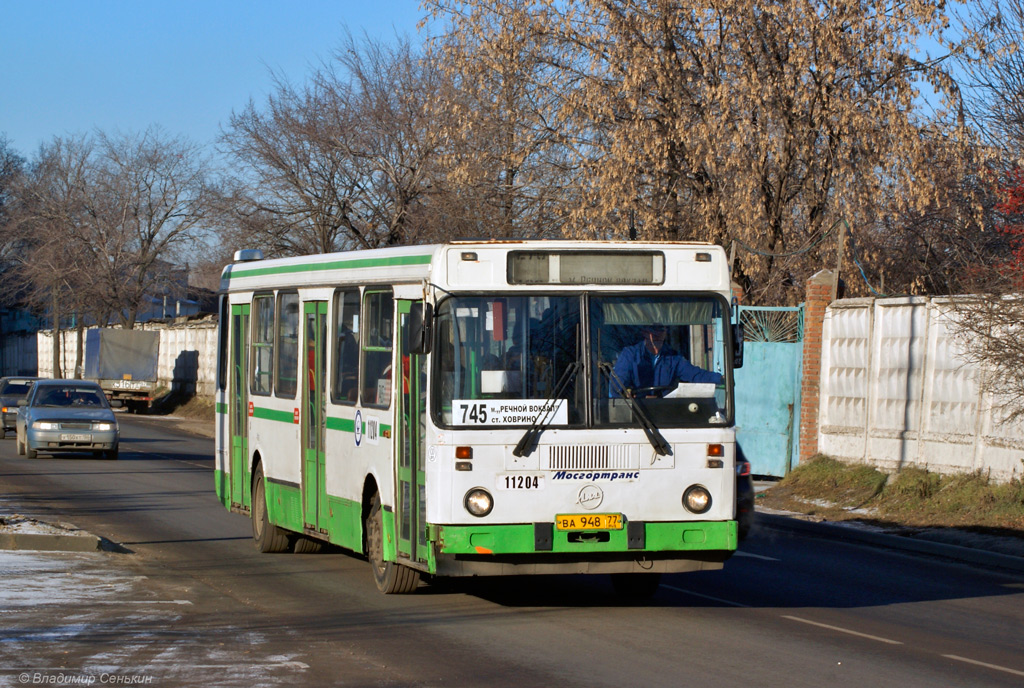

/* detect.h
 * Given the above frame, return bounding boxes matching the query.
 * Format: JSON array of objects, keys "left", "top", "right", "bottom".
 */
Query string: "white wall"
[
  {"left": 819, "top": 296, "right": 1024, "bottom": 483},
  {"left": 37, "top": 317, "right": 219, "bottom": 397}
]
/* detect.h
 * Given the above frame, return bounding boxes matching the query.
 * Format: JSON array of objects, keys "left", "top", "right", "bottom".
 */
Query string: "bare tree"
[
  {"left": 6, "top": 130, "right": 215, "bottom": 336},
  {"left": 326, "top": 30, "right": 449, "bottom": 246},
  {"left": 220, "top": 78, "right": 362, "bottom": 256},
  {"left": 0, "top": 134, "right": 25, "bottom": 238},
  {"left": 5, "top": 136, "right": 98, "bottom": 375},
  {"left": 84, "top": 128, "right": 216, "bottom": 329},
  {"left": 221, "top": 31, "right": 447, "bottom": 256}
]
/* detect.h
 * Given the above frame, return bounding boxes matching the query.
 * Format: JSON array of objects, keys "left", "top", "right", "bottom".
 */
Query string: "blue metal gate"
[{"left": 734, "top": 306, "right": 804, "bottom": 477}]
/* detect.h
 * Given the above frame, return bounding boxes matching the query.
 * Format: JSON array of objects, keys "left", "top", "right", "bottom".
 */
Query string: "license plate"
[
  {"left": 60, "top": 433, "right": 90, "bottom": 441},
  {"left": 555, "top": 513, "right": 623, "bottom": 531}
]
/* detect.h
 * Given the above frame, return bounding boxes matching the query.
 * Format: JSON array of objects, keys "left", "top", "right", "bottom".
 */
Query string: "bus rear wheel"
[
  {"left": 366, "top": 494, "right": 419, "bottom": 594},
  {"left": 252, "top": 465, "right": 291, "bottom": 553}
]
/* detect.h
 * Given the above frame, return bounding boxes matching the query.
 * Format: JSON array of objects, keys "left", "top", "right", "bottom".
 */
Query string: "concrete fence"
[
  {"left": 800, "top": 271, "right": 1024, "bottom": 483},
  {"left": 36, "top": 317, "right": 219, "bottom": 397}
]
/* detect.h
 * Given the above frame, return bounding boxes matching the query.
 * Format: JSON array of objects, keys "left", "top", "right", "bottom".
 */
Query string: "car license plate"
[
  {"left": 555, "top": 513, "right": 623, "bottom": 531},
  {"left": 60, "top": 433, "right": 90, "bottom": 441}
]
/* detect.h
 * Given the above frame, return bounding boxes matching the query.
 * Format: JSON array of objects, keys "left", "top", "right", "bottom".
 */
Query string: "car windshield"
[
  {"left": 34, "top": 387, "right": 107, "bottom": 408},
  {"left": 0, "top": 381, "right": 33, "bottom": 395}
]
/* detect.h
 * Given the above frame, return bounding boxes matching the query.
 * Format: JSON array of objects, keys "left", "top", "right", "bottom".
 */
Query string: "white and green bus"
[{"left": 215, "top": 240, "right": 745, "bottom": 595}]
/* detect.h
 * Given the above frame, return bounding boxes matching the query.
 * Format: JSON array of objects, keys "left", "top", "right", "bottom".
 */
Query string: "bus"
[{"left": 214, "top": 240, "right": 745, "bottom": 595}]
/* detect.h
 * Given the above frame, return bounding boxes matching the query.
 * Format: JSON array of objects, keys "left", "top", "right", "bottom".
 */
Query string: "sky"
[{"left": 0, "top": 0, "right": 428, "bottom": 156}]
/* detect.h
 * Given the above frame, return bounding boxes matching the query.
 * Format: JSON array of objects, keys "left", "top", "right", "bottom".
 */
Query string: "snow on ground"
[
  {"left": 0, "top": 549, "right": 310, "bottom": 687},
  {"left": 0, "top": 515, "right": 84, "bottom": 536}
]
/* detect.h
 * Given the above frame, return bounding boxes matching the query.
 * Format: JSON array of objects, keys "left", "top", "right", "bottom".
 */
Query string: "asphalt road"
[{"left": 0, "top": 415, "right": 1022, "bottom": 688}]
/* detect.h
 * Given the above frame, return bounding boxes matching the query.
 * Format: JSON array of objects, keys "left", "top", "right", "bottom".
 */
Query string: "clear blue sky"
[{"left": 0, "top": 0, "right": 428, "bottom": 156}]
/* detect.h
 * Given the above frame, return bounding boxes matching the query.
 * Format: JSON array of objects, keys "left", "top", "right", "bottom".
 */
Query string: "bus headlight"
[
  {"left": 464, "top": 488, "right": 494, "bottom": 517},
  {"left": 682, "top": 485, "right": 712, "bottom": 514}
]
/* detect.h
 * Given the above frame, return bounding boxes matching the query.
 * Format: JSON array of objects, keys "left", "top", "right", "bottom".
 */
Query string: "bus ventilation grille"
[{"left": 545, "top": 445, "right": 634, "bottom": 471}]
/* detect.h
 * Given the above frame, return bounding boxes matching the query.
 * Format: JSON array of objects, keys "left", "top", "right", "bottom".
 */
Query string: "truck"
[{"left": 83, "top": 328, "right": 160, "bottom": 413}]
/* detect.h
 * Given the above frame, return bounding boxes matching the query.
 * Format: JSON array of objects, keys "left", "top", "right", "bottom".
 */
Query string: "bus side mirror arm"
[
  {"left": 732, "top": 323, "right": 744, "bottom": 369},
  {"left": 410, "top": 302, "right": 433, "bottom": 355}
]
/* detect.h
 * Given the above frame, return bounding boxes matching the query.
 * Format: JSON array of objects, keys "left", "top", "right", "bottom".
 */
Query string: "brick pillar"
[
  {"left": 731, "top": 281, "right": 744, "bottom": 306},
  {"left": 799, "top": 270, "right": 834, "bottom": 465}
]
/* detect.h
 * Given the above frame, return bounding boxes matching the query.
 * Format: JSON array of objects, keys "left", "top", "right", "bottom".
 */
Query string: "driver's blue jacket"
[{"left": 611, "top": 341, "right": 723, "bottom": 397}]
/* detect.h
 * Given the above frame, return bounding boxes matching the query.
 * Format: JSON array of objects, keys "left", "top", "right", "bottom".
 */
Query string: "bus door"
[
  {"left": 302, "top": 301, "right": 329, "bottom": 533},
  {"left": 230, "top": 303, "right": 250, "bottom": 510},
  {"left": 397, "top": 300, "right": 428, "bottom": 565}
]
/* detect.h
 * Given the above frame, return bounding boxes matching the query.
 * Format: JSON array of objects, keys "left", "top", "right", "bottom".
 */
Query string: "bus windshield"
[
  {"left": 590, "top": 294, "right": 729, "bottom": 429},
  {"left": 434, "top": 295, "right": 584, "bottom": 427},
  {"left": 433, "top": 293, "right": 730, "bottom": 429}
]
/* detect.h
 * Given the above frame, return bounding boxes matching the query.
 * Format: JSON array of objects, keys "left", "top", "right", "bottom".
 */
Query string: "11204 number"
[{"left": 497, "top": 474, "right": 544, "bottom": 490}]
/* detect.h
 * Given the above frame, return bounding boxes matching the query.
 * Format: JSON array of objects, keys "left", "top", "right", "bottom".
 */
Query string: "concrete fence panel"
[
  {"left": 818, "top": 296, "right": 1024, "bottom": 482},
  {"left": 36, "top": 317, "right": 219, "bottom": 398}
]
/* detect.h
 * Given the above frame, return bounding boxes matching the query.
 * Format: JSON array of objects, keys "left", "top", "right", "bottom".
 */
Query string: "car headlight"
[
  {"left": 682, "top": 485, "right": 712, "bottom": 514},
  {"left": 94, "top": 422, "right": 115, "bottom": 431},
  {"left": 32, "top": 421, "right": 60, "bottom": 430},
  {"left": 464, "top": 488, "right": 494, "bottom": 517}
]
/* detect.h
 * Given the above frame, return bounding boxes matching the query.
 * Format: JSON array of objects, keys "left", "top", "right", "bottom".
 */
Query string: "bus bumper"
[{"left": 431, "top": 520, "right": 737, "bottom": 577}]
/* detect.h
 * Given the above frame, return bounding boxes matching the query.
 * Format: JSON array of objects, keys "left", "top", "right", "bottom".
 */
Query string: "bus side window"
[
  {"left": 332, "top": 289, "right": 360, "bottom": 403},
  {"left": 276, "top": 292, "right": 299, "bottom": 398},
  {"left": 361, "top": 290, "right": 394, "bottom": 407},
  {"left": 251, "top": 294, "right": 275, "bottom": 396}
]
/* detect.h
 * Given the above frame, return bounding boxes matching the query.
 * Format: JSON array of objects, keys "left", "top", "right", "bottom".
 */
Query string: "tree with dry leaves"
[
  {"left": 426, "top": 0, "right": 988, "bottom": 303},
  {"left": 425, "top": 0, "right": 580, "bottom": 238}
]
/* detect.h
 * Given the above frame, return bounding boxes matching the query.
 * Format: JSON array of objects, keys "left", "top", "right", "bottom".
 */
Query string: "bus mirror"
[
  {"left": 732, "top": 322, "right": 744, "bottom": 369},
  {"left": 410, "top": 302, "right": 433, "bottom": 355}
]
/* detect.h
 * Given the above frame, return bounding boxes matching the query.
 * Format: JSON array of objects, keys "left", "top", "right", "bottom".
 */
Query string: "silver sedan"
[
  {"left": 0, "top": 376, "right": 39, "bottom": 436},
  {"left": 16, "top": 380, "right": 120, "bottom": 460}
]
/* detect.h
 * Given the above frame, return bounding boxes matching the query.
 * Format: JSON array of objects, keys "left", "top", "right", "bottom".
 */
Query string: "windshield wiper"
[
  {"left": 513, "top": 361, "right": 580, "bottom": 458},
  {"left": 599, "top": 363, "right": 671, "bottom": 456}
]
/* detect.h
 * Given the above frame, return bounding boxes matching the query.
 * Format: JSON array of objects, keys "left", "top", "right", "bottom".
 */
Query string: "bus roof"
[{"left": 219, "top": 240, "right": 731, "bottom": 295}]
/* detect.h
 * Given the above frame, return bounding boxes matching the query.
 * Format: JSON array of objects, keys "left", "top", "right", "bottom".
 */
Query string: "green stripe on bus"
[
  {"left": 326, "top": 416, "right": 354, "bottom": 433},
  {"left": 437, "top": 521, "right": 737, "bottom": 555},
  {"left": 326, "top": 416, "right": 392, "bottom": 435},
  {"left": 252, "top": 406, "right": 296, "bottom": 424},
  {"left": 225, "top": 253, "right": 433, "bottom": 281}
]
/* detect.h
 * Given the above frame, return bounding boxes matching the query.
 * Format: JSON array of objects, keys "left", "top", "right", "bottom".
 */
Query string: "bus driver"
[{"left": 612, "top": 324, "right": 722, "bottom": 398}]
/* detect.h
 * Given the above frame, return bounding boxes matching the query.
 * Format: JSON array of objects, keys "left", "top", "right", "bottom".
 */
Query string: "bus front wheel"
[
  {"left": 252, "top": 465, "right": 291, "bottom": 553},
  {"left": 366, "top": 494, "right": 419, "bottom": 594}
]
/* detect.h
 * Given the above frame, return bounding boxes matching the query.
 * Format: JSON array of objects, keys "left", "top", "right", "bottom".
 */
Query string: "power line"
[{"left": 732, "top": 218, "right": 842, "bottom": 259}]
